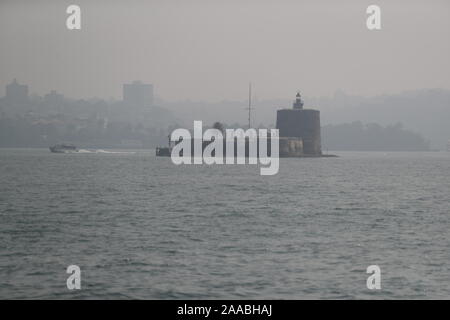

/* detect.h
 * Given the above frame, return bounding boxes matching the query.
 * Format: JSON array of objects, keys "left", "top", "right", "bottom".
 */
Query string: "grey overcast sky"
[{"left": 0, "top": 0, "right": 449, "bottom": 101}]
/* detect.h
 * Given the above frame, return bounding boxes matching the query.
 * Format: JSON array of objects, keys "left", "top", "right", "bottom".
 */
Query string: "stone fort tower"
[{"left": 276, "top": 92, "right": 322, "bottom": 156}]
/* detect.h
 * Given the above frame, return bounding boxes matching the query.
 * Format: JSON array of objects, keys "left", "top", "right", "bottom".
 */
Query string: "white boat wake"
[{"left": 77, "top": 149, "right": 136, "bottom": 154}]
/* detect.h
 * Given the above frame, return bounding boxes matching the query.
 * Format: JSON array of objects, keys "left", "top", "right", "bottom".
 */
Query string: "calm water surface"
[{"left": 0, "top": 148, "right": 449, "bottom": 299}]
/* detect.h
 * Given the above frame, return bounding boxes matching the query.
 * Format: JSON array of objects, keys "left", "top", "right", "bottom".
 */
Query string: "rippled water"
[{"left": 0, "top": 148, "right": 449, "bottom": 299}]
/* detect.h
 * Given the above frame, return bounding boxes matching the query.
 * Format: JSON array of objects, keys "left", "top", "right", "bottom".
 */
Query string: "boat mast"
[{"left": 248, "top": 82, "right": 252, "bottom": 129}]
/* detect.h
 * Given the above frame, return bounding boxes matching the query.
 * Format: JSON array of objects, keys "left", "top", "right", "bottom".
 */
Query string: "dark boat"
[
  {"left": 49, "top": 144, "right": 78, "bottom": 153},
  {"left": 156, "top": 135, "right": 172, "bottom": 157},
  {"left": 156, "top": 146, "right": 172, "bottom": 157}
]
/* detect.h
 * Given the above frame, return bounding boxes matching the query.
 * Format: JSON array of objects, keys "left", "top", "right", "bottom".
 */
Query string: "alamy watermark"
[
  {"left": 170, "top": 121, "right": 279, "bottom": 176},
  {"left": 66, "top": 265, "right": 81, "bottom": 290},
  {"left": 66, "top": 4, "right": 380, "bottom": 31},
  {"left": 366, "top": 265, "right": 381, "bottom": 290}
]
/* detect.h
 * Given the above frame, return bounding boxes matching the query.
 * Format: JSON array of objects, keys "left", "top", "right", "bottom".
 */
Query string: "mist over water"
[{"left": 1, "top": 149, "right": 449, "bottom": 299}]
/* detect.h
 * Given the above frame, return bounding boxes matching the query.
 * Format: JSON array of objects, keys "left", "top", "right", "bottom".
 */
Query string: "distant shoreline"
[{"left": 1, "top": 147, "right": 448, "bottom": 153}]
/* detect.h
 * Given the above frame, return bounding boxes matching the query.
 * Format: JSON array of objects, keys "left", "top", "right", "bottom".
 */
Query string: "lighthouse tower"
[
  {"left": 276, "top": 92, "right": 322, "bottom": 155},
  {"left": 293, "top": 92, "right": 304, "bottom": 109}
]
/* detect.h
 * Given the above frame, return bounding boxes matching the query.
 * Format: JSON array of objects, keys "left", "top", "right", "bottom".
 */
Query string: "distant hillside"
[
  {"left": 321, "top": 122, "right": 430, "bottom": 152},
  {"left": 312, "top": 89, "right": 450, "bottom": 150}
]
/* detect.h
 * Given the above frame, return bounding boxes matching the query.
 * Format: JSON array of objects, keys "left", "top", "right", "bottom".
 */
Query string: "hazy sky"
[{"left": 1, "top": 0, "right": 449, "bottom": 101}]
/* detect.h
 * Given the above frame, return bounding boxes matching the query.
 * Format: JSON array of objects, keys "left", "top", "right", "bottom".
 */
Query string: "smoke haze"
[{"left": 1, "top": 0, "right": 449, "bottom": 101}]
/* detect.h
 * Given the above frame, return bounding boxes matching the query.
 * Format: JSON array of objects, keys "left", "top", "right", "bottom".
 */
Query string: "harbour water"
[{"left": 0, "top": 148, "right": 449, "bottom": 299}]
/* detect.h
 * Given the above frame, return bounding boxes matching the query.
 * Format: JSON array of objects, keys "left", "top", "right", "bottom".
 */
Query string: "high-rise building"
[
  {"left": 5, "top": 79, "right": 29, "bottom": 105},
  {"left": 43, "top": 90, "right": 65, "bottom": 114},
  {"left": 123, "top": 81, "right": 153, "bottom": 108}
]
